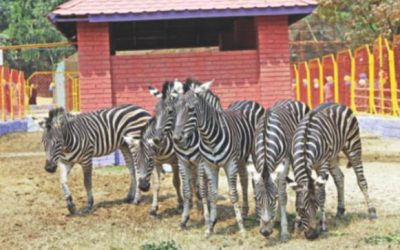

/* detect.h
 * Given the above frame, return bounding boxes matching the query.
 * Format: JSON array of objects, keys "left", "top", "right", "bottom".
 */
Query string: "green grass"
[{"left": 362, "top": 232, "right": 400, "bottom": 245}]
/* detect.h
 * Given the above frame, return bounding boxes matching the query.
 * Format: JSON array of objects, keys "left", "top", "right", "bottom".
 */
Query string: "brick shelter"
[{"left": 50, "top": 0, "right": 316, "bottom": 112}]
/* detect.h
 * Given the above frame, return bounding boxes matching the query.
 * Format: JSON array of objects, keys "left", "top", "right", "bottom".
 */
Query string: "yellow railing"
[
  {"left": 1, "top": 70, "right": 80, "bottom": 122},
  {"left": 292, "top": 35, "right": 400, "bottom": 117},
  {"left": 0, "top": 66, "right": 26, "bottom": 121}
]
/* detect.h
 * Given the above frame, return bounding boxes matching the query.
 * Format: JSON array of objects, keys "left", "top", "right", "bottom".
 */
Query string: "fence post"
[
  {"left": 318, "top": 59, "right": 324, "bottom": 103},
  {"left": 366, "top": 45, "right": 377, "bottom": 114},
  {"left": 304, "top": 62, "right": 312, "bottom": 108},
  {"left": 0, "top": 67, "right": 5, "bottom": 121},
  {"left": 9, "top": 69, "right": 14, "bottom": 120},
  {"left": 385, "top": 38, "right": 399, "bottom": 116},
  {"left": 350, "top": 50, "right": 356, "bottom": 112},
  {"left": 294, "top": 64, "right": 300, "bottom": 101}
]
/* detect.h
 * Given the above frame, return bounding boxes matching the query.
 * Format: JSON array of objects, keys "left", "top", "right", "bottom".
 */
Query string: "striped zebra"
[
  {"left": 173, "top": 81, "right": 264, "bottom": 235},
  {"left": 123, "top": 117, "right": 183, "bottom": 216},
  {"left": 149, "top": 79, "right": 223, "bottom": 228},
  {"left": 288, "top": 103, "right": 377, "bottom": 240},
  {"left": 246, "top": 99, "right": 310, "bottom": 241},
  {"left": 123, "top": 81, "right": 185, "bottom": 216},
  {"left": 39, "top": 105, "right": 151, "bottom": 214}
]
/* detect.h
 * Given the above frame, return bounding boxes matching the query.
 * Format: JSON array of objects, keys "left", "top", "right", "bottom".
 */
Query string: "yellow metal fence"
[
  {"left": 292, "top": 35, "right": 400, "bottom": 116},
  {"left": 0, "top": 70, "right": 80, "bottom": 122}
]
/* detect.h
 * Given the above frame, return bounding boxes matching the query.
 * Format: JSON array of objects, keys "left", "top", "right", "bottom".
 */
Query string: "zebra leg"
[
  {"left": 238, "top": 164, "right": 249, "bottom": 217},
  {"left": 179, "top": 160, "right": 193, "bottom": 229},
  {"left": 318, "top": 181, "right": 328, "bottom": 232},
  {"left": 204, "top": 164, "right": 219, "bottom": 236},
  {"left": 81, "top": 162, "right": 94, "bottom": 213},
  {"left": 150, "top": 165, "right": 161, "bottom": 216},
  {"left": 225, "top": 163, "right": 246, "bottom": 235},
  {"left": 277, "top": 160, "right": 290, "bottom": 241},
  {"left": 194, "top": 165, "right": 203, "bottom": 211},
  {"left": 329, "top": 159, "right": 345, "bottom": 218},
  {"left": 59, "top": 161, "right": 76, "bottom": 215},
  {"left": 351, "top": 161, "right": 377, "bottom": 219},
  {"left": 120, "top": 146, "right": 139, "bottom": 204},
  {"left": 172, "top": 163, "right": 184, "bottom": 210}
]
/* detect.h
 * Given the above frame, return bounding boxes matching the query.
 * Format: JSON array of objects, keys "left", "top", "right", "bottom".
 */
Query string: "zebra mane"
[
  {"left": 46, "top": 107, "right": 73, "bottom": 129},
  {"left": 161, "top": 80, "right": 176, "bottom": 100},
  {"left": 183, "top": 78, "right": 220, "bottom": 103},
  {"left": 183, "top": 78, "right": 203, "bottom": 93},
  {"left": 303, "top": 110, "right": 317, "bottom": 186},
  {"left": 261, "top": 109, "right": 272, "bottom": 179},
  {"left": 141, "top": 117, "right": 156, "bottom": 138}
]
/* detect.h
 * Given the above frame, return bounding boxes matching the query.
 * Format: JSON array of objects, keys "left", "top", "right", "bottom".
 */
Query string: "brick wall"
[
  {"left": 256, "top": 16, "right": 292, "bottom": 107},
  {"left": 77, "top": 22, "right": 113, "bottom": 112},
  {"left": 111, "top": 50, "right": 259, "bottom": 111},
  {"left": 77, "top": 16, "right": 292, "bottom": 112}
]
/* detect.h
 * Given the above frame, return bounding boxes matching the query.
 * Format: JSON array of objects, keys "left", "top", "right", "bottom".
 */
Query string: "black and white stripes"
[
  {"left": 290, "top": 103, "right": 377, "bottom": 239},
  {"left": 41, "top": 105, "right": 151, "bottom": 214}
]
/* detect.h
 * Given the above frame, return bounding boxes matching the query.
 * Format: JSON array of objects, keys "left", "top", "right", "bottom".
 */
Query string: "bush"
[{"left": 140, "top": 240, "right": 180, "bottom": 250}]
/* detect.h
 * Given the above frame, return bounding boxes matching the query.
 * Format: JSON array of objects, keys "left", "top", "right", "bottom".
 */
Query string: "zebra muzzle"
[
  {"left": 44, "top": 160, "right": 57, "bottom": 173},
  {"left": 139, "top": 178, "right": 150, "bottom": 192}
]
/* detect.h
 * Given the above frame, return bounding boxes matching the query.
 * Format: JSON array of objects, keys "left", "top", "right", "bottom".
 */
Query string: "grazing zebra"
[
  {"left": 288, "top": 103, "right": 377, "bottom": 240},
  {"left": 123, "top": 117, "right": 183, "bottom": 216},
  {"left": 39, "top": 105, "right": 151, "bottom": 214},
  {"left": 247, "top": 99, "right": 310, "bottom": 241},
  {"left": 148, "top": 79, "right": 222, "bottom": 228},
  {"left": 173, "top": 81, "right": 264, "bottom": 235}
]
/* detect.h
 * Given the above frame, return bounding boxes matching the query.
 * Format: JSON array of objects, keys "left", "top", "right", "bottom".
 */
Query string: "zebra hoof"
[
  {"left": 368, "top": 208, "right": 378, "bottom": 220},
  {"left": 336, "top": 207, "right": 346, "bottom": 218},
  {"left": 177, "top": 203, "right": 184, "bottom": 211},
  {"left": 204, "top": 230, "right": 212, "bottom": 238},
  {"left": 180, "top": 216, "right": 189, "bottom": 229},
  {"left": 150, "top": 210, "right": 157, "bottom": 217},
  {"left": 241, "top": 207, "right": 249, "bottom": 218},
  {"left": 123, "top": 196, "right": 134, "bottom": 203},
  {"left": 133, "top": 199, "right": 141, "bottom": 205},
  {"left": 280, "top": 233, "right": 290, "bottom": 242},
  {"left": 67, "top": 204, "right": 76, "bottom": 215}
]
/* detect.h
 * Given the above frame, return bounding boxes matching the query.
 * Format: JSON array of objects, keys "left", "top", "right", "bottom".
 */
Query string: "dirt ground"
[{"left": 0, "top": 132, "right": 399, "bottom": 249}]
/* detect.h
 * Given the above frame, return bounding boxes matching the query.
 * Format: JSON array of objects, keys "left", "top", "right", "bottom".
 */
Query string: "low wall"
[
  {"left": 0, "top": 120, "right": 28, "bottom": 136},
  {"left": 358, "top": 115, "right": 400, "bottom": 139}
]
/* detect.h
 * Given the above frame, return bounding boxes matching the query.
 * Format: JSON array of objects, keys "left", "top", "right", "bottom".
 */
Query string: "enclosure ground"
[{"left": 0, "top": 132, "right": 399, "bottom": 249}]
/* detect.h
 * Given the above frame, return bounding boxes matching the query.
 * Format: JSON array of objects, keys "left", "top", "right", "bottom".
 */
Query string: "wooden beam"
[{"left": 0, "top": 42, "right": 76, "bottom": 50}]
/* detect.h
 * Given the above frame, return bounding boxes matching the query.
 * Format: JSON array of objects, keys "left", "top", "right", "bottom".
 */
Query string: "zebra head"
[
  {"left": 287, "top": 174, "right": 328, "bottom": 240},
  {"left": 247, "top": 164, "right": 277, "bottom": 237},
  {"left": 172, "top": 80, "right": 213, "bottom": 145},
  {"left": 149, "top": 80, "right": 182, "bottom": 141},
  {"left": 124, "top": 120, "right": 157, "bottom": 192},
  {"left": 39, "top": 108, "right": 70, "bottom": 173}
]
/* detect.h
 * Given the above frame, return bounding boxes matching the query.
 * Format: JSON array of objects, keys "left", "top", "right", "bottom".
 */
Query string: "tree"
[
  {"left": 316, "top": 0, "right": 400, "bottom": 47},
  {"left": 0, "top": 0, "right": 74, "bottom": 76}
]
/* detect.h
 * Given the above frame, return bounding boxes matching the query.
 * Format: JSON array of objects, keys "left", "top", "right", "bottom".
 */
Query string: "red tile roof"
[{"left": 52, "top": 0, "right": 316, "bottom": 17}]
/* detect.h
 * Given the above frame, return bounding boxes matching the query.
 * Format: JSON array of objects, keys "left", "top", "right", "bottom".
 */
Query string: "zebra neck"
[{"left": 195, "top": 97, "right": 222, "bottom": 143}]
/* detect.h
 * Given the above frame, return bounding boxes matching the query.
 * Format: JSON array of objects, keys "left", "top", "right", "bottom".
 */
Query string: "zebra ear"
[
  {"left": 123, "top": 136, "right": 140, "bottom": 147},
  {"left": 286, "top": 177, "right": 303, "bottom": 192},
  {"left": 247, "top": 165, "right": 261, "bottom": 182},
  {"left": 194, "top": 79, "right": 214, "bottom": 94},
  {"left": 148, "top": 86, "right": 163, "bottom": 99},
  {"left": 315, "top": 175, "right": 328, "bottom": 186},
  {"left": 173, "top": 79, "right": 184, "bottom": 94}
]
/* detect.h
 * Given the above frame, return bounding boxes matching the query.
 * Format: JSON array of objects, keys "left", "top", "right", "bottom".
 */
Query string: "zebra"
[
  {"left": 172, "top": 80, "right": 264, "bottom": 236},
  {"left": 288, "top": 103, "right": 377, "bottom": 240},
  {"left": 246, "top": 99, "right": 310, "bottom": 242},
  {"left": 123, "top": 117, "right": 183, "bottom": 217},
  {"left": 147, "top": 79, "right": 223, "bottom": 229},
  {"left": 39, "top": 105, "right": 151, "bottom": 214}
]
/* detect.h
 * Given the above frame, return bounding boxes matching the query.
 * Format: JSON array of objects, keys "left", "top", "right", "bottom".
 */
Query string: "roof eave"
[{"left": 51, "top": 5, "right": 316, "bottom": 23}]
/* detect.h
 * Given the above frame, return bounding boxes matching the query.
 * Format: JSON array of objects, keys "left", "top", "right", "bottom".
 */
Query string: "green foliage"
[
  {"left": 140, "top": 240, "right": 180, "bottom": 250},
  {"left": 316, "top": 0, "right": 400, "bottom": 47},
  {"left": 362, "top": 232, "right": 400, "bottom": 244},
  {"left": 0, "top": 0, "right": 75, "bottom": 76}
]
